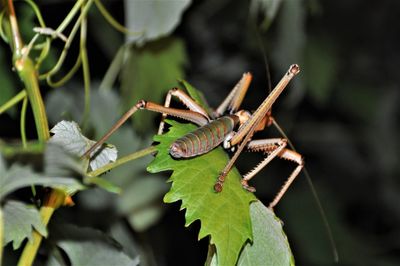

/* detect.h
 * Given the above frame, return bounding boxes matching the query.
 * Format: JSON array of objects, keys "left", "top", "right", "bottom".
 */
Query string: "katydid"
[{"left": 84, "top": 64, "right": 302, "bottom": 209}]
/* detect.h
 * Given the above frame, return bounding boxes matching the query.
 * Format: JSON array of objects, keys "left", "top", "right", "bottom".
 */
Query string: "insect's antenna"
[
  {"left": 252, "top": 17, "right": 339, "bottom": 262},
  {"left": 254, "top": 27, "right": 272, "bottom": 94},
  {"left": 272, "top": 120, "right": 339, "bottom": 263}
]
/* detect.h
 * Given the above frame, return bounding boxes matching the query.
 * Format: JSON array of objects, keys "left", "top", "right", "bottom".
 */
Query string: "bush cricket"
[{"left": 84, "top": 64, "right": 302, "bottom": 209}]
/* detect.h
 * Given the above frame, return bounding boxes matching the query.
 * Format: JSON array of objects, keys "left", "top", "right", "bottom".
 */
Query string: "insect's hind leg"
[
  {"left": 242, "top": 138, "right": 304, "bottom": 209},
  {"left": 241, "top": 138, "right": 288, "bottom": 192},
  {"left": 268, "top": 148, "right": 304, "bottom": 209},
  {"left": 158, "top": 88, "right": 211, "bottom": 134}
]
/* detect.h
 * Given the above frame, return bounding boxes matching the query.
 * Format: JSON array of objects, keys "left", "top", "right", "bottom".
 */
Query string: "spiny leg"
[
  {"left": 241, "top": 138, "right": 288, "bottom": 192},
  {"left": 159, "top": 88, "right": 211, "bottom": 134},
  {"left": 214, "top": 65, "right": 300, "bottom": 191},
  {"left": 242, "top": 138, "right": 304, "bottom": 209},
  {"left": 268, "top": 148, "right": 304, "bottom": 209},
  {"left": 229, "top": 64, "right": 300, "bottom": 147}
]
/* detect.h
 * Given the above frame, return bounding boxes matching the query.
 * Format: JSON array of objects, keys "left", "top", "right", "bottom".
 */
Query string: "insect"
[{"left": 85, "top": 64, "right": 302, "bottom": 209}]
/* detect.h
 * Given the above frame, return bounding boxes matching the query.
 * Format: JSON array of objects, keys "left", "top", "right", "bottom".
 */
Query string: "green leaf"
[
  {"left": 3, "top": 200, "right": 47, "bottom": 249},
  {"left": 147, "top": 120, "right": 256, "bottom": 266},
  {"left": 51, "top": 224, "right": 139, "bottom": 266},
  {"left": 125, "top": 0, "right": 191, "bottom": 44},
  {"left": 120, "top": 37, "right": 187, "bottom": 135},
  {"left": 49, "top": 120, "right": 117, "bottom": 171},
  {"left": 0, "top": 154, "right": 83, "bottom": 200},
  {"left": 237, "top": 201, "right": 294, "bottom": 266}
]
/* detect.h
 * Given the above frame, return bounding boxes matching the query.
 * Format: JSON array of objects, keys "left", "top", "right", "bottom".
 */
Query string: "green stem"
[
  {"left": 0, "top": 89, "right": 26, "bottom": 115},
  {"left": 87, "top": 146, "right": 156, "bottom": 177},
  {"left": 94, "top": 0, "right": 142, "bottom": 36},
  {"left": 80, "top": 6, "right": 90, "bottom": 127},
  {"left": 15, "top": 57, "right": 49, "bottom": 141},
  {"left": 20, "top": 96, "right": 28, "bottom": 148},
  {"left": 43, "top": 0, "right": 93, "bottom": 85},
  {"left": 99, "top": 45, "right": 125, "bottom": 92},
  {"left": 0, "top": 141, "right": 45, "bottom": 157},
  {"left": 3, "top": 1, "right": 52, "bottom": 265},
  {"left": 18, "top": 190, "right": 66, "bottom": 266},
  {"left": 55, "top": 0, "right": 86, "bottom": 34},
  {"left": 4, "top": 0, "right": 49, "bottom": 142}
]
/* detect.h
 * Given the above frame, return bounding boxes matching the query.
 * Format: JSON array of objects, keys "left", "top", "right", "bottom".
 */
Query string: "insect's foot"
[
  {"left": 241, "top": 180, "right": 256, "bottom": 192},
  {"left": 214, "top": 181, "right": 223, "bottom": 193},
  {"left": 214, "top": 172, "right": 227, "bottom": 192}
]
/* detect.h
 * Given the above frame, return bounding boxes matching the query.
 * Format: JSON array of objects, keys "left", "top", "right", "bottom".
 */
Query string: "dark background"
[{"left": 1, "top": 0, "right": 400, "bottom": 265}]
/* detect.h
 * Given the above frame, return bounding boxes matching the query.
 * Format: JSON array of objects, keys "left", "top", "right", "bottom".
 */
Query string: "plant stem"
[
  {"left": 87, "top": 146, "right": 157, "bottom": 177},
  {"left": 80, "top": 7, "right": 90, "bottom": 128},
  {"left": 0, "top": 89, "right": 26, "bottom": 115},
  {"left": 4, "top": 0, "right": 49, "bottom": 141},
  {"left": 20, "top": 97, "right": 28, "bottom": 148},
  {"left": 18, "top": 190, "right": 66, "bottom": 266},
  {"left": 0, "top": 141, "right": 45, "bottom": 157},
  {"left": 3, "top": 2, "right": 60, "bottom": 265},
  {"left": 16, "top": 57, "right": 50, "bottom": 141}
]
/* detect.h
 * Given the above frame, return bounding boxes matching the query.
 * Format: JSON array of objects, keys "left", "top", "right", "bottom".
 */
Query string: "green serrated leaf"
[
  {"left": 49, "top": 120, "right": 117, "bottom": 171},
  {"left": 147, "top": 120, "right": 256, "bottom": 266},
  {"left": 120, "top": 37, "right": 187, "bottom": 135},
  {"left": 3, "top": 200, "right": 47, "bottom": 249},
  {"left": 238, "top": 201, "right": 294, "bottom": 266},
  {"left": 51, "top": 224, "right": 139, "bottom": 266},
  {"left": 125, "top": 0, "right": 191, "bottom": 44}
]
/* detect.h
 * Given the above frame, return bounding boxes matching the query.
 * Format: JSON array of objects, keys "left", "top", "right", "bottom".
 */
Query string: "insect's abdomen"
[{"left": 170, "top": 115, "right": 238, "bottom": 158}]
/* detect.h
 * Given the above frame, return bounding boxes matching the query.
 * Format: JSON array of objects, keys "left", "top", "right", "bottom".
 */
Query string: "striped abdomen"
[{"left": 170, "top": 115, "right": 239, "bottom": 158}]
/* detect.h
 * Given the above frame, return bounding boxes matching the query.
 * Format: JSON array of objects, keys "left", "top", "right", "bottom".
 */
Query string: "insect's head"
[
  {"left": 234, "top": 109, "right": 273, "bottom": 132},
  {"left": 235, "top": 110, "right": 251, "bottom": 125}
]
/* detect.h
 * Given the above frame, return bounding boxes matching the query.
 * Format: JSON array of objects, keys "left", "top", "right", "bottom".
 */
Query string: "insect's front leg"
[
  {"left": 213, "top": 65, "right": 300, "bottom": 193},
  {"left": 83, "top": 99, "right": 209, "bottom": 159}
]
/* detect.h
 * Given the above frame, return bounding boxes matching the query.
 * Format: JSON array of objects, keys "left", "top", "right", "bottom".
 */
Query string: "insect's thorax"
[{"left": 169, "top": 115, "right": 239, "bottom": 158}]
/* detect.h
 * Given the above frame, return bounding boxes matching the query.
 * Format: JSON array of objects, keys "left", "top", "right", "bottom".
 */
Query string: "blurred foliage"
[
  {"left": 124, "top": 0, "right": 191, "bottom": 44},
  {"left": 1, "top": 0, "right": 400, "bottom": 265},
  {"left": 120, "top": 37, "right": 187, "bottom": 135},
  {"left": 3, "top": 200, "right": 47, "bottom": 250}
]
